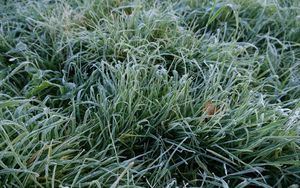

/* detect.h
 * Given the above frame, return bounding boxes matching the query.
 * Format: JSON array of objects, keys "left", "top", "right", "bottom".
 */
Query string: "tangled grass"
[{"left": 1, "top": 0, "right": 300, "bottom": 187}]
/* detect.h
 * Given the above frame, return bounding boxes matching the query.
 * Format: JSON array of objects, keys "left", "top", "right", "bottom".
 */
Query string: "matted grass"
[{"left": 1, "top": 0, "right": 300, "bottom": 187}]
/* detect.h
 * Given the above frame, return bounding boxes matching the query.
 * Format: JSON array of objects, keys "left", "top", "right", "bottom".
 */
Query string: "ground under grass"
[{"left": 1, "top": 0, "right": 300, "bottom": 187}]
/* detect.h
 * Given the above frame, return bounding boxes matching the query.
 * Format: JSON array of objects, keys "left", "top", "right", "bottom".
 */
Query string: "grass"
[{"left": 0, "top": 0, "right": 300, "bottom": 187}]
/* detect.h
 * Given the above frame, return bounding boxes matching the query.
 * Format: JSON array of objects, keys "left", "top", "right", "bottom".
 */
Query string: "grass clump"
[{"left": 1, "top": 0, "right": 300, "bottom": 187}]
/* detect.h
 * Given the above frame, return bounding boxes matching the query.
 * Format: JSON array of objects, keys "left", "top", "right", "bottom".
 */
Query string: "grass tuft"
[{"left": 1, "top": 0, "right": 300, "bottom": 187}]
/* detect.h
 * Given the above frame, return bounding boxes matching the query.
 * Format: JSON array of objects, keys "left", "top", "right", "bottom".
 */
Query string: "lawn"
[{"left": 1, "top": 0, "right": 300, "bottom": 187}]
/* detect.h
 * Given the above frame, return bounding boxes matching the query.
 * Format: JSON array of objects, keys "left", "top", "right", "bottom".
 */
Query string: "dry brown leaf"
[{"left": 203, "top": 101, "right": 219, "bottom": 118}]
